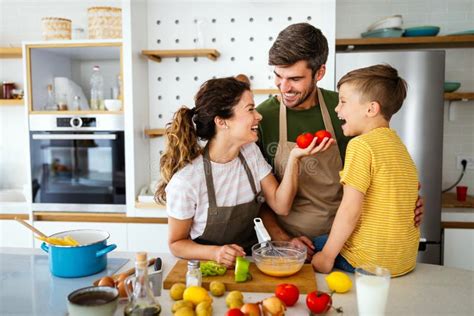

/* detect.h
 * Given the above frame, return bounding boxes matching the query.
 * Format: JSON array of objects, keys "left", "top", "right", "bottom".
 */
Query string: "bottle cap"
[
  {"left": 188, "top": 260, "right": 200, "bottom": 268},
  {"left": 136, "top": 251, "right": 147, "bottom": 262}
]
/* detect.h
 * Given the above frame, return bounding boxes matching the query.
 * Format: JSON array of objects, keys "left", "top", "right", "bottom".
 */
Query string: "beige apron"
[
  {"left": 194, "top": 146, "right": 264, "bottom": 254},
  {"left": 274, "top": 88, "right": 343, "bottom": 239}
]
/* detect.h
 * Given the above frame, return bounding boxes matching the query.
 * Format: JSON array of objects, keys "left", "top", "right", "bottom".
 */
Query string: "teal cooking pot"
[{"left": 41, "top": 229, "right": 116, "bottom": 278}]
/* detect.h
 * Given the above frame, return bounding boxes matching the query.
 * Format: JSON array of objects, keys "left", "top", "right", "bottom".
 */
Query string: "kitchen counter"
[
  {"left": 1, "top": 247, "right": 473, "bottom": 315},
  {"left": 442, "top": 192, "right": 474, "bottom": 209}
]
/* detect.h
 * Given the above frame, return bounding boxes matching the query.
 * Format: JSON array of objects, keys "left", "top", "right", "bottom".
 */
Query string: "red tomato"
[
  {"left": 306, "top": 291, "right": 332, "bottom": 314},
  {"left": 296, "top": 132, "right": 315, "bottom": 149},
  {"left": 314, "top": 130, "right": 332, "bottom": 145},
  {"left": 275, "top": 283, "right": 299, "bottom": 307},
  {"left": 226, "top": 308, "right": 245, "bottom": 316}
]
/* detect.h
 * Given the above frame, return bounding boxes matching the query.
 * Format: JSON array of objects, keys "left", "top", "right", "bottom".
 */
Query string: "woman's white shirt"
[{"left": 166, "top": 143, "right": 272, "bottom": 239}]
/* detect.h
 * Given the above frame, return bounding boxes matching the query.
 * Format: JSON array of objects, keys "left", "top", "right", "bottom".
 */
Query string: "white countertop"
[{"left": 1, "top": 247, "right": 473, "bottom": 315}]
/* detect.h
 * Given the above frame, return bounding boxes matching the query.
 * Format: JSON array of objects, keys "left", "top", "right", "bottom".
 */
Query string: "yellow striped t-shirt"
[{"left": 339, "top": 127, "right": 420, "bottom": 277}]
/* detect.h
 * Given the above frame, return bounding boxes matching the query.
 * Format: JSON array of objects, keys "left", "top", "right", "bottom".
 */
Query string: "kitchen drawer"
[
  {"left": 127, "top": 223, "right": 170, "bottom": 254},
  {"left": 0, "top": 220, "right": 32, "bottom": 247},
  {"left": 443, "top": 228, "right": 474, "bottom": 271}
]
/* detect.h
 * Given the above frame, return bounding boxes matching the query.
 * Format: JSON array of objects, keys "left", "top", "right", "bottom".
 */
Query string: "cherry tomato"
[
  {"left": 314, "top": 130, "right": 332, "bottom": 145},
  {"left": 296, "top": 132, "right": 315, "bottom": 149},
  {"left": 275, "top": 283, "right": 299, "bottom": 307},
  {"left": 306, "top": 291, "right": 332, "bottom": 314},
  {"left": 226, "top": 308, "right": 245, "bottom": 316}
]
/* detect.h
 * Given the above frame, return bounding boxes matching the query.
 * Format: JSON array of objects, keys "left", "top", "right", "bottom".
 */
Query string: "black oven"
[{"left": 29, "top": 115, "right": 126, "bottom": 212}]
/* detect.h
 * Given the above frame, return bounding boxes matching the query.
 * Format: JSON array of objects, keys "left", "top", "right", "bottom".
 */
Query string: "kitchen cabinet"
[
  {"left": 443, "top": 228, "right": 474, "bottom": 271},
  {"left": 24, "top": 41, "right": 123, "bottom": 114},
  {"left": 0, "top": 220, "right": 33, "bottom": 247},
  {"left": 33, "top": 221, "right": 128, "bottom": 251},
  {"left": 127, "top": 223, "right": 170, "bottom": 253}
]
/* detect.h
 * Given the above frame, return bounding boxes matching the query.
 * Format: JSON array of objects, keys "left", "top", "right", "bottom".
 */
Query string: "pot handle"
[
  {"left": 96, "top": 244, "right": 117, "bottom": 257},
  {"left": 41, "top": 242, "right": 49, "bottom": 253}
]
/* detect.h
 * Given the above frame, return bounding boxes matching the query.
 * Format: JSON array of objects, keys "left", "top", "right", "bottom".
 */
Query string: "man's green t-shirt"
[{"left": 256, "top": 88, "right": 351, "bottom": 167}]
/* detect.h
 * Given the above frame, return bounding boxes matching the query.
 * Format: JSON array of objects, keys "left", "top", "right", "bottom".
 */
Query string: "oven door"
[{"left": 30, "top": 131, "right": 125, "bottom": 210}]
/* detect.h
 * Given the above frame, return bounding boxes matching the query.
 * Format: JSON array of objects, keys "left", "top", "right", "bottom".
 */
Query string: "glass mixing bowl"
[{"left": 252, "top": 241, "right": 306, "bottom": 277}]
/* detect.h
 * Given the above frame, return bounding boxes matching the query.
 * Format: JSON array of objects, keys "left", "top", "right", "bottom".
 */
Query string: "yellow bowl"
[{"left": 252, "top": 241, "right": 306, "bottom": 277}]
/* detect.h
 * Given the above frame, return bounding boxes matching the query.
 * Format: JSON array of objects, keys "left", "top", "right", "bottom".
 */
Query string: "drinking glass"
[{"left": 356, "top": 265, "right": 391, "bottom": 316}]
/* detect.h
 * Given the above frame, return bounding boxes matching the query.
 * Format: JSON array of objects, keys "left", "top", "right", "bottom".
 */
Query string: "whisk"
[{"left": 253, "top": 217, "right": 286, "bottom": 257}]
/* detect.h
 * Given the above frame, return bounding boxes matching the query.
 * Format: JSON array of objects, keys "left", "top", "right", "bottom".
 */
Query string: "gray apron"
[
  {"left": 274, "top": 88, "right": 343, "bottom": 239},
  {"left": 194, "top": 146, "right": 264, "bottom": 253}
]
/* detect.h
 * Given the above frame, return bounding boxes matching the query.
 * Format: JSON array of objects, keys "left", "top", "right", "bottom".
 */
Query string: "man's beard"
[{"left": 282, "top": 81, "right": 316, "bottom": 108}]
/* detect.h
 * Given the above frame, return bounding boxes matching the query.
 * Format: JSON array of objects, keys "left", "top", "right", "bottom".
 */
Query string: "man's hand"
[
  {"left": 414, "top": 183, "right": 425, "bottom": 227},
  {"left": 414, "top": 195, "right": 424, "bottom": 227},
  {"left": 290, "top": 236, "right": 315, "bottom": 261},
  {"left": 311, "top": 251, "right": 334, "bottom": 274}
]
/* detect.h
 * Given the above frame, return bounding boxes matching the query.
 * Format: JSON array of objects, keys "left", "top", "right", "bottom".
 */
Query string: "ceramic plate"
[
  {"left": 446, "top": 29, "right": 474, "bottom": 36},
  {"left": 403, "top": 26, "right": 440, "bottom": 37}
]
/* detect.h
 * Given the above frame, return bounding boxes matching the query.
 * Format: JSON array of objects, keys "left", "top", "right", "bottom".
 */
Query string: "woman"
[{"left": 155, "top": 77, "right": 333, "bottom": 267}]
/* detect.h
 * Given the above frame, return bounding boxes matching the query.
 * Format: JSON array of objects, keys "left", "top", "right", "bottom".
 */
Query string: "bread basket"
[{"left": 88, "top": 6, "right": 122, "bottom": 39}]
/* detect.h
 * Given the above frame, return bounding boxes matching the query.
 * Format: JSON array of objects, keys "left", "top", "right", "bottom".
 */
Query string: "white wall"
[
  {"left": 336, "top": 0, "right": 474, "bottom": 194},
  {"left": 145, "top": 0, "right": 336, "bottom": 181}
]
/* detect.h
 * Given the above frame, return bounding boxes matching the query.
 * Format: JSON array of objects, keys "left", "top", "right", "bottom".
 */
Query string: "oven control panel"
[{"left": 56, "top": 117, "right": 97, "bottom": 128}]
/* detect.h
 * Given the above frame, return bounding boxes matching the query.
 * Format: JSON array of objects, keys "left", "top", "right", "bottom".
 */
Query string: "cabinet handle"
[{"left": 32, "top": 134, "right": 116, "bottom": 140}]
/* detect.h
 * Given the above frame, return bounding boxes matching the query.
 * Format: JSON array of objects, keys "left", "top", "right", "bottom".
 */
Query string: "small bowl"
[
  {"left": 104, "top": 99, "right": 122, "bottom": 111},
  {"left": 444, "top": 82, "right": 461, "bottom": 93},
  {"left": 367, "top": 15, "right": 403, "bottom": 32},
  {"left": 361, "top": 28, "right": 404, "bottom": 38},
  {"left": 67, "top": 286, "right": 118, "bottom": 316},
  {"left": 252, "top": 241, "right": 306, "bottom": 277}
]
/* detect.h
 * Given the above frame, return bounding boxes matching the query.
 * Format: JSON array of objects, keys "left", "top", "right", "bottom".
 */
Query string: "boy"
[{"left": 311, "top": 64, "right": 420, "bottom": 277}]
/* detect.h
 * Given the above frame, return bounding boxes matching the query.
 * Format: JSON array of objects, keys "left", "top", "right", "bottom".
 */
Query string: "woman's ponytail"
[{"left": 155, "top": 106, "right": 202, "bottom": 204}]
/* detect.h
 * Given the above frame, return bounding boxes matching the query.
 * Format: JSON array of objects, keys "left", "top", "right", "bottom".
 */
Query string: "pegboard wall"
[{"left": 145, "top": 0, "right": 335, "bottom": 179}]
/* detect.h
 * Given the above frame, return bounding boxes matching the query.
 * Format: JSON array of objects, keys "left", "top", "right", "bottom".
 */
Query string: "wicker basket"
[
  {"left": 88, "top": 6, "right": 122, "bottom": 39},
  {"left": 42, "top": 17, "right": 72, "bottom": 40}
]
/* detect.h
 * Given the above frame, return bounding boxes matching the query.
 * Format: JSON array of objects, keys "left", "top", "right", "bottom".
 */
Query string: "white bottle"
[
  {"left": 186, "top": 260, "right": 202, "bottom": 287},
  {"left": 90, "top": 65, "right": 104, "bottom": 110}
]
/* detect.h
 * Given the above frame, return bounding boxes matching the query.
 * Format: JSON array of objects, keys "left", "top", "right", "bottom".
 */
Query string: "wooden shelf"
[
  {"left": 145, "top": 128, "right": 166, "bottom": 138},
  {"left": 336, "top": 35, "right": 474, "bottom": 51},
  {"left": 0, "top": 47, "right": 22, "bottom": 58},
  {"left": 142, "top": 49, "right": 220, "bottom": 62},
  {"left": 0, "top": 99, "right": 23, "bottom": 106},
  {"left": 444, "top": 92, "right": 474, "bottom": 101},
  {"left": 29, "top": 110, "right": 123, "bottom": 115},
  {"left": 33, "top": 211, "right": 167, "bottom": 224},
  {"left": 252, "top": 89, "right": 279, "bottom": 95}
]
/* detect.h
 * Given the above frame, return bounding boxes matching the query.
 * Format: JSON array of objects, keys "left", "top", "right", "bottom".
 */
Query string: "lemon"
[
  {"left": 325, "top": 271, "right": 353, "bottom": 293},
  {"left": 183, "top": 286, "right": 212, "bottom": 306}
]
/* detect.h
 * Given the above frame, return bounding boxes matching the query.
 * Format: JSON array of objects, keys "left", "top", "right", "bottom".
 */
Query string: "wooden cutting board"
[{"left": 163, "top": 259, "right": 317, "bottom": 293}]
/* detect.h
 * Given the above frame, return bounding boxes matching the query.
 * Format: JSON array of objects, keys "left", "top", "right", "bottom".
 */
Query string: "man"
[{"left": 256, "top": 23, "right": 424, "bottom": 258}]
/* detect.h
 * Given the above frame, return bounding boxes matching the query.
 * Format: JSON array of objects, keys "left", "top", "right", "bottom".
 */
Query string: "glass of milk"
[{"left": 355, "top": 265, "right": 391, "bottom": 316}]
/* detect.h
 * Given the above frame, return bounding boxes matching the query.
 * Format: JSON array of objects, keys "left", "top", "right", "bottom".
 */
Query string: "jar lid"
[
  {"left": 188, "top": 260, "right": 200, "bottom": 268},
  {"left": 2, "top": 81, "right": 13, "bottom": 84}
]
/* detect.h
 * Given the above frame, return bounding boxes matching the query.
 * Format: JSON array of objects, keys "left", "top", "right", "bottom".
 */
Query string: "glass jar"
[
  {"left": 2, "top": 82, "right": 15, "bottom": 99},
  {"left": 186, "top": 260, "right": 202, "bottom": 287}
]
